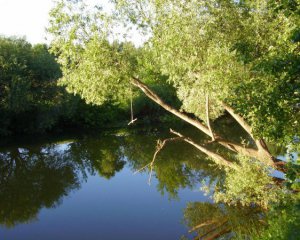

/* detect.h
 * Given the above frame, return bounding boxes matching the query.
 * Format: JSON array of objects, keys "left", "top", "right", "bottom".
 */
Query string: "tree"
[
  {"left": 47, "top": 0, "right": 300, "bottom": 199},
  {"left": 0, "top": 37, "right": 66, "bottom": 134}
]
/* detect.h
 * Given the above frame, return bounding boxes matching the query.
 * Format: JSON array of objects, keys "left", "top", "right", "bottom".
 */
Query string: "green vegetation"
[
  {"left": 0, "top": 0, "right": 299, "bottom": 238},
  {"left": 48, "top": 0, "right": 299, "bottom": 145},
  {"left": 46, "top": 0, "right": 299, "bottom": 208},
  {"left": 0, "top": 36, "right": 175, "bottom": 136},
  {"left": 0, "top": 37, "right": 62, "bottom": 135}
]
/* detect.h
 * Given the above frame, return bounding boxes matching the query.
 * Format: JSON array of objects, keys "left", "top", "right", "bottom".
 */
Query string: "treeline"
[{"left": 0, "top": 37, "right": 178, "bottom": 136}]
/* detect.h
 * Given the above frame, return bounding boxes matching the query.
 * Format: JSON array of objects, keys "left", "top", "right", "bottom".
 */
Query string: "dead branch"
[
  {"left": 133, "top": 163, "right": 151, "bottom": 175},
  {"left": 148, "top": 137, "right": 184, "bottom": 184},
  {"left": 128, "top": 118, "right": 138, "bottom": 125},
  {"left": 134, "top": 136, "right": 184, "bottom": 184}
]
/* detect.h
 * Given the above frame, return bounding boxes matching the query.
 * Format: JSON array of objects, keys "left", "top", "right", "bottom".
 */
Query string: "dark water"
[{"left": 0, "top": 124, "right": 295, "bottom": 239}]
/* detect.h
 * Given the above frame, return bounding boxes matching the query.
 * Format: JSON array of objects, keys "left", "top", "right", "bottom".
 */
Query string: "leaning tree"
[{"left": 47, "top": 0, "right": 299, "bottom": 180}]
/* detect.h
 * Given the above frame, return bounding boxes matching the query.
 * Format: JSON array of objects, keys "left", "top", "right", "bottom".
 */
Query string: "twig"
[
  {"left": 133, "top": 136, "right": 184, "bottom": 184},
  {"left": 133, "top": 163, "right": 151, "bottom": 175},
  {"left": 148, "top": 137, "right": 183, "bottom": 185},
  {"left": 128, "top": 118, "right": 138, "bottom": 125}
]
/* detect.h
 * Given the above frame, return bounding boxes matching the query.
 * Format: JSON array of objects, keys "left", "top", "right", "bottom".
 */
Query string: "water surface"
[
  {"left": 0, "top": 127, "right": 217, "bottom": 239},
  {"left": 1, "top": 124, "right": 295, "bottom": 239}
]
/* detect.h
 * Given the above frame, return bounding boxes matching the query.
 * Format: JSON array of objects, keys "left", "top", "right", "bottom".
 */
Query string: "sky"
[
  {"left": 0, "top": 0, "right": 145, "bottom": 46},
  {"left": 0, "top": 0, "right": 55, "bottom": 44}
]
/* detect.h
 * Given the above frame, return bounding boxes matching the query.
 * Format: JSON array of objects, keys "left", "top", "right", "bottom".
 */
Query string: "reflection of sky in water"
[
  {"left": 0, "top": 158, "right": 209, "bottom": 240},
  {"left": 17, "top": 148, "right": 29, "bottom": 154},
  {"left": 40, "top": 142, "right": 73, "bottom": 154},
  {"left": 277, "top": 152, "right": 298, "bottom": 162},
  {"left": 0, "top": 135, "right": 210, "bottom": 240},
  {"left": 0, "top": 128, "right": 295, "bottom": 240}
]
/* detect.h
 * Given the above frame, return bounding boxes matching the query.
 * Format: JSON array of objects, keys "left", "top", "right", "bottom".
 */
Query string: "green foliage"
[
  {"left": 183, "top": 202, "right": 264, "bottom": 239},
  {"left": 213, "top": 155, "right": 280, "bottom": 209},
  {"left": 48, "top": 0, "right": 300, "bottom": 146},
  {"left": 0, "top": 36, "right": 65, "bottom": 135},
  {"left": 285, "top": 143, "right": 300, "bottom": 190},
  {"left": 183, "top": 197, "right": 300, "bottom": 240},
  {"left": 0, "top": 36, "right": 136, "bottom": 135},
  {"left": 252, "top": 196, "right": 300, "bottom": 240}
]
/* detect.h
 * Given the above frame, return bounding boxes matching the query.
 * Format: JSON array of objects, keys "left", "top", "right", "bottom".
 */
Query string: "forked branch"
[
  {"left": 134, "top": 136, "right": 184, "bottom": 184},
  {"left": 222, "top": 103, "right": 275, "bottom": 166},
  {"left": 131, "top": 77, "right": 279, "bottom": 169}
]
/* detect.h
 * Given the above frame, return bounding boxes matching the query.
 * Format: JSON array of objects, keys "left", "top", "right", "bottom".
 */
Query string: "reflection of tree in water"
[
  {"left": 183, "top": 200, "right": 300, "bottom": 240},
  {"left": 123, "top": 128, "right": 222, "bottom": 198},
  {"left": 0, "top": 135, "right": 126, "bottom": 227},
  {"left": 0, "top": 145, "right": 82, "bottom": 227},
  {"left": 1, "top": 127, "right": 289, "bottom": 234},
  {"left": 183, "top": 202, "right": 263, "bottom": 240},
  {"left": 66, "top": 135, "right": 126, "bottom": 179}
]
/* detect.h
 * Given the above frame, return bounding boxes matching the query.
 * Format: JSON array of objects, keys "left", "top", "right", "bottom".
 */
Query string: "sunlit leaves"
[
  {"left": 48, "top": 0, "right": 300, "bottom": 144},
  {"left": 213, "top": 155, "right": 280, "bottom": 209}
]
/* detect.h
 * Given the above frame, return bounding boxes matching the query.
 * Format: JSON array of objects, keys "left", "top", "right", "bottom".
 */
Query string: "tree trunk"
[
  {"left": 131, "top": 77, "right": 284, "bottom": 171},
  {"left": 222, "top": 103, "right": 276, "bottom": 167},
  {"left": 170, "top": 129, "right": 237, "bottom": 169},
  {"left": 131, "top": 77, "right": 212, "bottom": 137}
]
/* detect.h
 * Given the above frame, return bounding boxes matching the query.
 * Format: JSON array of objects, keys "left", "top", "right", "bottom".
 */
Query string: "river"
[{"left": 0, "top": 123, "right": 298, "bottom": 239}]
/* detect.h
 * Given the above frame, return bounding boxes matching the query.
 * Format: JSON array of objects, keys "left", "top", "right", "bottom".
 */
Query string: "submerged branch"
[{"left": 170, "top": 129, "right": 237, "bottom": 169}]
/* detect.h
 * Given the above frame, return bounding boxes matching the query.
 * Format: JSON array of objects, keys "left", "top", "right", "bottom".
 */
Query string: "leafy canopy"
[{"left": 48, "top": 0, "right": 300, "bottom": 145}]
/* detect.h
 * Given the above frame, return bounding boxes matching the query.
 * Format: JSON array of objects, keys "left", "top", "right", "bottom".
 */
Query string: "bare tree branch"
[
  {"left": 134, "top": 136, "right": 184, "bottom": 184},
  {"left": 131, "top": 77, "right": 283, "bottom": 170}
]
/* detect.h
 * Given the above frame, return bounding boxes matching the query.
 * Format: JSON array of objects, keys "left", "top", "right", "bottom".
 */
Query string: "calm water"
[
  {"left": 0, "top": 126, "right": 222, "bottom": 240},
  {"left": 0, "top": 124, "right": 294, "bottom": 239}
]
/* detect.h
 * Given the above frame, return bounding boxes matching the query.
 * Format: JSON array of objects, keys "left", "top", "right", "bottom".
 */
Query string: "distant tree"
[{"left": 0, "top": 37, "right": 65, "bottom": 134}]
